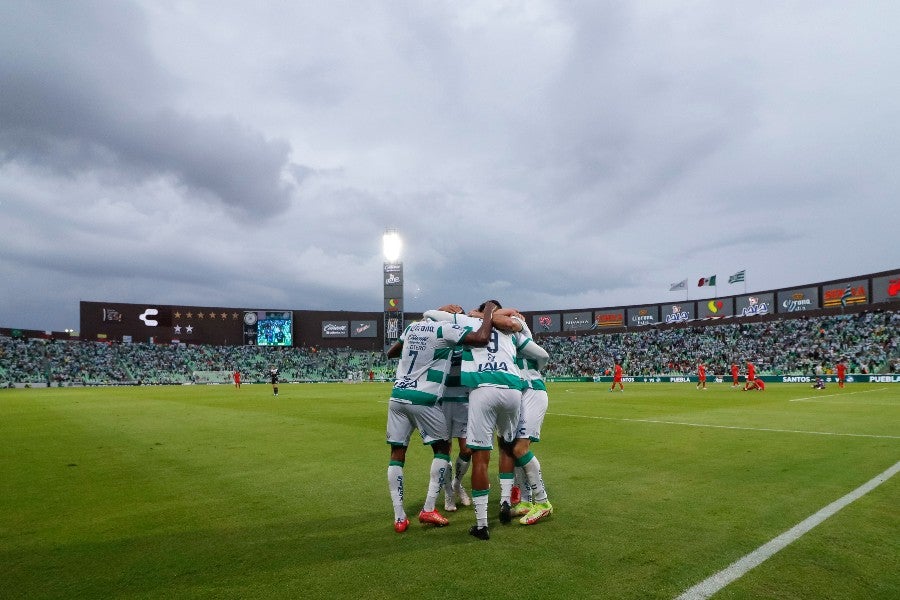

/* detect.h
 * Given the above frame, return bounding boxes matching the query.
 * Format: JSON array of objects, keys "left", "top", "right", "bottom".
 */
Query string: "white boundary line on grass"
[
  {"left": 674, "top": 460, "right": 900, "bottom": 600},
  {"left": 548, "top": 412, "right": 900, "bottom": 440},
  {"left": 789, "top": 387, "right": 890, "bottom": 402}
]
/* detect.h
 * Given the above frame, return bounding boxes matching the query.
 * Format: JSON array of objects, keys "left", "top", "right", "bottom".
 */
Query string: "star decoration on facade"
[
  {"left": 174, "top": 325, "right": 181, "bottom": 334},
  {"left": 174, "top": 312, "right": 181, "bottom": 319},
  {"left": 186, "top": 312, "right": 193, "bottom": 319},
  {"left": 220, "top": 312, "right": 227, "bottom": 320},
  {"left": 186, "top": 325, "right": 194, "bottom": 333},
  {"left": 198, "top": 312, "right": 205, "bottom": 319},
  {"left": 232, "top": 313, "right": 238, "bottom": 320}
]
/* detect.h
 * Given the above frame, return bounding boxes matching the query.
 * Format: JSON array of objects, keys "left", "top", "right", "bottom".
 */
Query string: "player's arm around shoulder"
[{"left": 460, "top": 301, "right": 497, "bottom": 347}]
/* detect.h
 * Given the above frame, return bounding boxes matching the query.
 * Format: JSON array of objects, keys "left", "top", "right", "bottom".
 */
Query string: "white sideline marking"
[
  {"left": 674, "top": 460, "right": 900, "bottom": 600},
  {"left": 548, "top": 412, "right": 900, "bottom": 440},
  {"left": 789, "top": 387, "right": 890, "bottom": 402}
]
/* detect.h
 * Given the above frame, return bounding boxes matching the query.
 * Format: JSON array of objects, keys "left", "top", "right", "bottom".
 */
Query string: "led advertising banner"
[
  {"left": 627, "top": 305, "right": 659, "bottom": 327},
  {"left": 350, "top": 320, "right": 377, "bottom": 338},
  {"left": 777, "top": 287, "right": 819, "bottom": 313},
  {"left": 594, "top": 310, "right": 625, "bottom": 328},
  {"left": 735, "top": 293, "right": 775, "bottom": 317},
  {"left": 384, "top": 297, "right": 402, "bottom": 312},
  {"left": 532, "top": 314, "right": 560, "bottom": 333},
  {"left": 563, "top": 311, "right": 593, "bottom": 332},
  {"left": 871, "top": 273, "right": 900, "bottom": 304},
  {"left": 660, "top": 302, "right": 695, "bottom": 325},
  {"left": 322, "top": 321, "right": 349, "bottom": 338},
  {"left": 696, "top": 297, "right": 733, "bottom": 319},
  {"left": 822, "top": 279, "right": 868, "bottom": 308}
]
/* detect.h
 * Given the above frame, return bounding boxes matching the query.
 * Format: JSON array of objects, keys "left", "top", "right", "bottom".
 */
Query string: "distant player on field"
[
  {"left": 836, "top": 360, "right": 847, "bottom": 388},
  {"left": 742, "top": 361, "right": 756, "bottom": 391},
  {"left": 696, "top": 362, "right": 707, "bottom": 390},
  {"left": 269, "top": 365, "right": 279, "bottom": 396},
  {"left": 610, "top": 360, "right": 624, "bottom": 392},
  {"left": 744, "top": 377, "right": 765, "bottom": 391},
  {"left": 731, "top": 362, "right": 740, "bottom": 388},
  {"left": 233, "top": 369, "right": 241, "bottom": 389}
]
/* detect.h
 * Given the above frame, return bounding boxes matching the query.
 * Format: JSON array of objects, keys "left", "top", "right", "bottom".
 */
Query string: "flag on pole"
[
  {"left": 697, "top": 275, "right": 717, "bottom": 287},
  {"left": 728, "top": 270, "right": 746, "bottom": 284},
  {"left": 669, "top": 279, "right": 687, "bottom": 291},
  {"left": 840, "top": 284, "right": 853, "bottom": 307}
]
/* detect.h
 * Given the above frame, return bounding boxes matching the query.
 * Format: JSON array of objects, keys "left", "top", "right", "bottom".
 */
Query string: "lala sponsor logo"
[
  {"left": 740, "top": 296, "right": 770, "bottom": 317},
  {"left": 664, "top": 305, "right": 690, "bottom": 324}
]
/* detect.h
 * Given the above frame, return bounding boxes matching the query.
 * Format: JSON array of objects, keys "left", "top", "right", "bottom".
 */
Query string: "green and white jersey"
[
  {"left": 391, "top": 320, "right": 472, "bottom": 405},
  {"left": 513, "top": 318, "right": 547, "bottom": 391},
  {"left": 441, "top": 348, "right": 469, "bottom": 403},
  {"left": 452, "top": 314, "right": 525, "bottom": 390}
]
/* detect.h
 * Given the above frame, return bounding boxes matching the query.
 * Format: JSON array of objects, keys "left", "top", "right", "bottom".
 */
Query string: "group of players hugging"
[{"left": 384, "top": 300, "right": 552, "bottom": 540}]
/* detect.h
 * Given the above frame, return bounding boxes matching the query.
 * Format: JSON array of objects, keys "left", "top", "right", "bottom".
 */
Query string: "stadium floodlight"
[{"left": 382, "top": 229, "right": 402, "bottom": 263}]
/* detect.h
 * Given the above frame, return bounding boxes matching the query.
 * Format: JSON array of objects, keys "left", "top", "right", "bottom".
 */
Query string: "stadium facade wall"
[{"left": 1, "top": 269, "right": 893, "bottom": 349}]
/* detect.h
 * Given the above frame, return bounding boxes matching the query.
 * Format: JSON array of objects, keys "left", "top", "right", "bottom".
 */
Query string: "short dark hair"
[{"left": 478, "top": 299, "right": 502, "bottom": 311}]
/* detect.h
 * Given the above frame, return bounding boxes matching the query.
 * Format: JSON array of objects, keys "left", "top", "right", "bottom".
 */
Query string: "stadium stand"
[{"left": 1, "top": 310, "right": 896, "bottom": 386}]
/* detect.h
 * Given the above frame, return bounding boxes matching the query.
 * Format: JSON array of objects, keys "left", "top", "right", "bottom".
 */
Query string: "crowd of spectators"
[
  {"left": 541, "top": 310, "right": 898, "bottom": 378},
  {"left": 0, "top": 339, "right": 395, "bottom": 386},
  {"left": 1, "top": 310, "right": 896, "bottom": 386}
]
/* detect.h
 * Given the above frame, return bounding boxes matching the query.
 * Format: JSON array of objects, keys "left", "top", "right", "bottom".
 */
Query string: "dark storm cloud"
[{"left": 0, "top": 0, "right": 297, "bottom": 216}]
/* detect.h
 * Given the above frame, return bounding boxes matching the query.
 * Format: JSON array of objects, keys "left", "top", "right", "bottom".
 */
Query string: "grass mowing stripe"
[
  {"left": 548, "top": 411, "right": 900, "bottom": 439},
  {"left": 675, "top": 460, "right": 900, "bottom": 600},
  {"left": 789, "top": 387, "right": 890, "bottom": 402}
]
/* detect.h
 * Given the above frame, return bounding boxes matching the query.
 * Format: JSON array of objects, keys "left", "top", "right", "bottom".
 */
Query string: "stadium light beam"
[{"left": 382, "top": 229, "right": 402, "bottom": 263}]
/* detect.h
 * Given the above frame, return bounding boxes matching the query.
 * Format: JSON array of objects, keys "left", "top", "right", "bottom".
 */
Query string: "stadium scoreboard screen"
[{"left": 243, "top": 311, "right": 293, "bottom": 346}]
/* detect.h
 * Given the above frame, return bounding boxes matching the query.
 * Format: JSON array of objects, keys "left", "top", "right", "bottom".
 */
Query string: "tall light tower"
[{"left": 382, "top": 229, "right": 404, "bottom": 348}]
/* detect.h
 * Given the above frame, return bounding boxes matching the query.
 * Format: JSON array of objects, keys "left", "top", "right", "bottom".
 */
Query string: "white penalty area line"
[
  {"left": 789, "top": 387, "right": 891, "bottom": 402},
  {"left": 674, "top": 460, "right": 900, "bottom": 600},
  {"left": 548, "top": 412, "right": 900, "bottom": 440}
]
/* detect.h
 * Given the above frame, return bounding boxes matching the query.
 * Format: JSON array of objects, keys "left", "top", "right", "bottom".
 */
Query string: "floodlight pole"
[{"left": 382, "top": 229, "right": 404, "bottom": 349}]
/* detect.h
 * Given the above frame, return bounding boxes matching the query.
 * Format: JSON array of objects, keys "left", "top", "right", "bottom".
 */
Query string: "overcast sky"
[{"left": 1, "top": 1, "right": 898, "bottom": 332}]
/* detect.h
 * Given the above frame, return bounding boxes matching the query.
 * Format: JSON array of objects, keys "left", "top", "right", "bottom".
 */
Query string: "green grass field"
[{"left": 1, "top": 382, "right": 897, "bottom": 599}]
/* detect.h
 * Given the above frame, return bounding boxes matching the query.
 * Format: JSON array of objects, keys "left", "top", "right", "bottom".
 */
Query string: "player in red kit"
[
  {"left": 610, "top": 361, "right": 624, "bottom": 392},
  {"left": 731, "top": 363, "right": 740, "bottom": 388},
  {"left": 836, "top": 360, "right": 846, "bottom": 388},
  {"left": 696, "top": 363, "right": 707, "bottom": 390},
  {"left": 233, "top": 370, "right": 241, "bottom": 389},
  {"left": 743, "top": 361, "right": 756, "bottom": 391},
  {"left": 745, "top": 378, "right": 766, "bottom": 391}
]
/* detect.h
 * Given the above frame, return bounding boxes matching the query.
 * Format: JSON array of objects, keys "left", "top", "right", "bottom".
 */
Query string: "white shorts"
[
  {"left": 441, "top": 399, "right": 469, "bottom": 439},
  {"left": 517, "top": 387, "right": 548, "bottom": 442},
  {"left": 386, "top": 400, "right": 449, "bottom": 447},
  {"left": 466, "top": 387, "right": 521, "bottom": 450}
]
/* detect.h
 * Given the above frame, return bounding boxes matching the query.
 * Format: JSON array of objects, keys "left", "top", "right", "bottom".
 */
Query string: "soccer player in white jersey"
[
  {"left": 440, "top": 348, "right": 473, "bottom": 512},
  {"left": 425, "top": 301, "right": 548, "bottom": 540},
  {"left": 503, "top": 311, "right": 553, "bottom": 525},
  {"left": 384, "top": 303, "right": 496, "bottom": 533}
]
